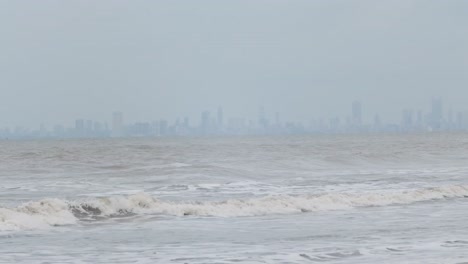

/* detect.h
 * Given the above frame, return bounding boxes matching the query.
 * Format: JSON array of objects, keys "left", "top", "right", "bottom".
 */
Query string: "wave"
[{"left": 1, "top": 184, "right": 468, "bottom": 231}]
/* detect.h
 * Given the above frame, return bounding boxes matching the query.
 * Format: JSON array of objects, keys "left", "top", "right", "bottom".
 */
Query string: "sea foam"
[{"left": 1, "top": 184, "right": 467, "bottom": 231}]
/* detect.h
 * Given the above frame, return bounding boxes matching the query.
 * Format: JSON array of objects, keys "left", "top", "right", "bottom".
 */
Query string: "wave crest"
[{"left": 1, "top": 184, "right": 468, "bottom": 231}]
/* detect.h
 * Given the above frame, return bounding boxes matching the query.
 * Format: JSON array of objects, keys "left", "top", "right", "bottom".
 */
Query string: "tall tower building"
[
  {"left": 85, "top": 120, "right": 93, "bottom": 133},
  {"left": 75, "top": 119, "right": 85, "bottom": 132},
  {"left": 416, "top": 110, "right": 423, "bottom": 126},
  {"left": 201, "top": 111, "right": 211, "bottom": 135},
  {"left": 159, "top": 119, "right": 168, "bottom": 136},
  {"left": 217, "top": 107, "right": 223, "bottom": 128},
  {"left": 373, "top": 114, "right": 381, "bottom": 131},
  {"left": 275, "top": 112, "right": 280, "bottom": 126},
  {"left": 258, "top": 106, "right": 268, "bottom": 128},
  {"left": 431, "top": 97, "right": 443, "bottom": 130},
  {"left": 112, "top": 112, "right": 124, "bottom": 137},
  {"left": 401, "top": 109, "right": 414, "bottom": 131},
  {"left": 352, "top": 101, "right": 362, "bottom": 127}
]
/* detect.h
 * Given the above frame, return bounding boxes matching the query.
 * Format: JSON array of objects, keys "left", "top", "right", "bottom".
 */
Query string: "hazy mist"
[{"left": 0, "top": 0, "right": 467, "bottom": 127}]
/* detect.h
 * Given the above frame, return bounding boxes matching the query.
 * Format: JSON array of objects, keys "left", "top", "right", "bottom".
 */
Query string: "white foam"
[
  {"left": 1, "top": 184, "right": 468, "bottom": 231},
  {"left": 0, "top": 199, "right": 77, "bottom": 231}
]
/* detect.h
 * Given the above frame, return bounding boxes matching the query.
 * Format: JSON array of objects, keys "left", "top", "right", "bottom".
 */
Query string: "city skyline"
[
  {"left": 2, "top": 97, "right": 468, "bottom": 139},
  {"left": 2, "top": 1, "right": 468, "bottom": 262},
  {"left": 1, "top": 1, "right": 468, "bottom": 128}
]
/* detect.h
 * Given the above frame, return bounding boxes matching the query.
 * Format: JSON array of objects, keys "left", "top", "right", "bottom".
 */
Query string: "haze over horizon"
[{"left": 1, "top": 0, "right": 467, "bottom": 128}]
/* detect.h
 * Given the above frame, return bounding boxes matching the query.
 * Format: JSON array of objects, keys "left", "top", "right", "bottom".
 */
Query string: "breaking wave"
[{"left": 1, "top": 184, "right": 468, "bottom": 231}]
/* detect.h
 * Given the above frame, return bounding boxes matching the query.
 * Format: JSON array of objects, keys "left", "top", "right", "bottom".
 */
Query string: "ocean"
[{"left": 1, "top": 134, "right": 468, "bottom": 263}]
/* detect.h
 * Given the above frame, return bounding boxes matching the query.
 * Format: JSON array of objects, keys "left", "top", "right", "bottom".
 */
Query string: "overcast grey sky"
[{"left": 0, "top": 0, "right": 467, "bottom": 127}]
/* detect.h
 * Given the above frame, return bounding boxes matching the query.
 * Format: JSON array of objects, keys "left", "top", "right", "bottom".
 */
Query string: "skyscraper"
[
  {"left": 258, "top": 106, "right": 268, "bottom": 128},
  {"left": 75, "top": 119, "right": 84, "bottom": 131},
  {"left": 373, "top": 114, "right": 381, "bottom": 131},
  {"left": 112, "top": 112, "right": 124, "bottom": 137},
  {"left": 401, "top": 109, "right": 414, "bottom": 131},
  {"left": 275, "top": 112, "right": 280, "bottom": 126},
  {"left": 431, "top": 97, "right": 443, "bottom": 130},
  {"left": 74, "top": 119, "right": 85, "bottom": 137},
  {"left": 159, "top": 119, "right": 168, "bottom": 136},
  {"left": 85, "top": 120, "right": 93, "bottom": 133},
  {"left": 217, "top": 107, "right": 223, "bottom": 129},
  {"left": 352, "top": 101, "right": 362, "bottom": 127},
  {"left": 201, "top": 111, "right": 211, "bottom": 135}
]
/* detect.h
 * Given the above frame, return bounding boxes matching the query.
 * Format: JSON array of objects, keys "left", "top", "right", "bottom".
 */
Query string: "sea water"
[{"left": 1, "top": 134, "right": 468, "bottom": 263}]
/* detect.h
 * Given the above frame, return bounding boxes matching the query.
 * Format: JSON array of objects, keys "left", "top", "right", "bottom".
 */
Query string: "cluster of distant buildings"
[{"left": 1, "top": 98, "right": 467, "bottom": 140}]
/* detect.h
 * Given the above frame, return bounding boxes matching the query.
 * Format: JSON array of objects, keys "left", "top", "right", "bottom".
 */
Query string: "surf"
[{"left": 1, "top": 184, "right": 468, "bottom": 231}]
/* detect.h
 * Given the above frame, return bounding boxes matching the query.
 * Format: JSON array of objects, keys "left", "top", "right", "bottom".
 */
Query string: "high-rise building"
[
  {"left": 258, "top": 106, "right": 268, "bottom": 128},
  {"left": 448, "top": 108, "right": 454, "bottom": 129},
  {"left": 416, "top": 110, "right": 423, "bottom": 126},
  {"left": 401, "top": 109, "right": 413, "bottom": 131},
  {"left": 75, "top": 119, "right": 84, "bottom": 131},
  {"left": 85, "top": 120, "right": 93, "bottom": 133},
  {"left": 201, "top": 111, "right": 211, "bottom": 134},
  {"left": 75, "top": 119, "right": 85, "bottom": 137},
  {"left": 53, "top": 125, "right": 64, "bottom": 137},
  {"left": 217, "top": 107, "right": 223, "bottom": 128},
  {"left": 352, "top": 101, "right": 362, "bottom": 127},
  {"left": 373, "top": 114, "right": 381, "bottom": 131},
  {"left": 112, "top": 112, "right": 124, "bottom": 137},
  {"left": 93, "top": 121, "right": 104, "bottom": 136},
  {"left": 431, "top": 97, "right": 443, "bottom": 130},
  {"left": 456, "top": 112, "right": 463, "bottom": 130},
  {"left": 159, "top": 119, "right": 168, "bottom": 136}
]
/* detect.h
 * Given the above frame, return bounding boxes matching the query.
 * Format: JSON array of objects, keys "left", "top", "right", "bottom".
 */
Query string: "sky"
[{"left": 0, "top": 0, "right": 467, "bottom": 128}]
